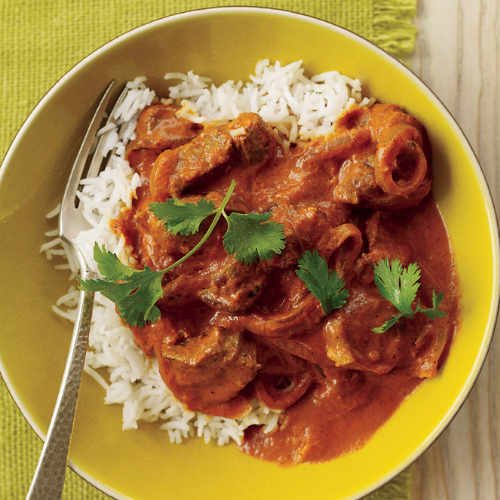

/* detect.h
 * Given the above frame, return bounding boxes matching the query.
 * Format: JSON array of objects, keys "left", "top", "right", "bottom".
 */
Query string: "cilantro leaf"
[
  {"left": 373, "top": 259, "right": 421, "bottom": 315},
  {"left": 372, "top": 315, "right": 401, "bottom": 334},
  {"left": 422, "top": 291, "right": 448, "bottom": 320},
  {"left": 79, "top": 181, "right": 286, "bottom": 327},
  {"left": 78, "top": 244, "right": 164, "bottom": 327},
  {"left": 372, "top": 258, "right": 447, "bottom": 333},
  {"left": 296, "top": 250, "right": 349, "bottom": 314},
  {"left": 398, "top": 263, "right": 421, "bottom": 314},
  {"left": 373, "top": 258, "right": 404, "bottom": 305},
  {"left": 223, "top": 212, "right": 286, "bottom": 264},
  {"left": 89, "top": 244, "right": 138, "bottom": 282},
  {"left": 113, "top": 267, "right": 163, "bottom": 326},
  {"left": 149, "top": 198, "right": 216, "bottom": 235}
]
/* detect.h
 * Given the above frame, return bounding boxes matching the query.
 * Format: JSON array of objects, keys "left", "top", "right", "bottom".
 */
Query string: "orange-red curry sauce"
[{"left": 113, "top": 101, "right": 459, "bottom": 466}]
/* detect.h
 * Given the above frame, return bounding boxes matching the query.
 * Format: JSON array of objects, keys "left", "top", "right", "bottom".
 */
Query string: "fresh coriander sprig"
[
  {"left": 296, "top": 250, "right": 349, "bottom": 314},
  {"left": 149, "top": 180, "right": 286, "bottom": 265},
  {"left": 78, "top": 245, "right": 164, "bottom": 327},
  {"left": 149, "top": 197, "right": 216, "bottom": 235},
  {"left": 223, "top": 211, "right": 286, "bottom": 264},
  {"left": 80, "top": 180, "right": 286, "bottom": 326},
  {"left": 80, "top": 184, "right": 234, "bottom": 327},
  {"left": 372, "top": 258, "right": 447, "bottom": 333}
]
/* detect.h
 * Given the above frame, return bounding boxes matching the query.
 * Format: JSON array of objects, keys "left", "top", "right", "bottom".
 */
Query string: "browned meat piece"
[
  {"left": 158, "top": 326, "right": 259, "bottom": 411},
  {"left": 127, "top": 103, "right": 202, "bottom": 152},
  {"left": 150, "top": 113, "right": 276, "bottom": 201},
  {"left": 268, "top": 205, "right": 363, "bottom": 288},
  {"left": 248, "top": 128, "right": 372, "bottom": 208},
  {"left": 308, "top": 368, "right": 372, "bottom": 418},
  {"left": 198, "top": 255, "right": 269, "bottom": 315},
  {"left": 225, "top": 112, "right": 276, "bottom": 165},
  {"left": 157, "top": 274, "right": 211, "bottom": 308},
  {"left": 264, "top": 203, "right": 352, "bottom": 268},
  {"left": 321, "top": 283, "right": 403, "bottom": 373},
  {"left": 224, "top": 268, "right": 326, "bottom": 338}
]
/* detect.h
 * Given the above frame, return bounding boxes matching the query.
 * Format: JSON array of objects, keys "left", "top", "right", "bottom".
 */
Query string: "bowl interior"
[{"left": 0, "top": 7, "right": 498, "bottom": 500}]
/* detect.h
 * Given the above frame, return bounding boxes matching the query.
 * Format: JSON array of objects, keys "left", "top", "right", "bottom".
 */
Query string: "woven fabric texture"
[{"left": 0, "top": 1, "right": 417, "bottom": 498}]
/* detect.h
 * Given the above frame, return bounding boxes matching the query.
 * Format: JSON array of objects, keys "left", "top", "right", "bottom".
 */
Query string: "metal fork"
[{"left": 26, "top": 81, "right": 129, "bottom": 499}]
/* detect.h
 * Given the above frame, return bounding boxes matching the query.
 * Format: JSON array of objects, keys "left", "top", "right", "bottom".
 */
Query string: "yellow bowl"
[{"left": 0, "top": 7, "right": 498, "bottom": 500}]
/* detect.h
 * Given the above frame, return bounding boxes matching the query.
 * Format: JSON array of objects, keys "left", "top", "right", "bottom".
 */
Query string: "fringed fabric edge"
[{"left": 372, "top": 0, "right": 418, "bottom": 59}]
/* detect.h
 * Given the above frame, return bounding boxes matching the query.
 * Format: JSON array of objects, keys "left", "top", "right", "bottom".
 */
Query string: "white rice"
[
  {"left": 42, "top": 60, "right": 373, "bottom": 446},
  {"left": 168, "top": 59, "right": 375, "bottom": 149}
]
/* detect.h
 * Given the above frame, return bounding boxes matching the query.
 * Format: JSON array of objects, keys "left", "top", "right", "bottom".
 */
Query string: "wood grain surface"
[{"left": 410, "top": 1, "right": 500, "bottom": 498}]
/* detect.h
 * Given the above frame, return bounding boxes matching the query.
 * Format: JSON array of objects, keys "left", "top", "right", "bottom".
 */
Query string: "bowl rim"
[{"left": 1, "top": 6, "right": 499, "bottom": 500}]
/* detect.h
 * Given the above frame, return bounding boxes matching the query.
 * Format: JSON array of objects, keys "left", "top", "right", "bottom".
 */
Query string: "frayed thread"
[{"left": 373, "top": 0, "right": 418, "bottom": 59}]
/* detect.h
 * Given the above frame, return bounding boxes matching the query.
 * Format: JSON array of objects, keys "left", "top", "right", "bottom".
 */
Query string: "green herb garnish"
[
  {"left": 79, "top": 181, "right": 286, "bottom": 326},
  {"left": 372, "top": 258, "right": 447, "bottom": 333},
  {"left": 149, "top": 197, "right": 216, "bottom": 235},
  {"left": 79, "top": 245, "right": 164, "bottom": 327},
  {"left": 296, "top": 250, "right": 349, "bottom": 314},
  {"left": 223, "top": 212, "right": 286, "bottom": 264}
]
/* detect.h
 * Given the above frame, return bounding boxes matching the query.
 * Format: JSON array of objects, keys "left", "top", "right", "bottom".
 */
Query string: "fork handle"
[{"left": 25, "top": 286, "right": 95, "bottom": 500}]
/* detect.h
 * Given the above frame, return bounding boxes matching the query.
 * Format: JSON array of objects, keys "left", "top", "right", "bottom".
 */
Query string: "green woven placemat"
[{"left": 0, "top": 1, "right": 417, "bottom": 498}]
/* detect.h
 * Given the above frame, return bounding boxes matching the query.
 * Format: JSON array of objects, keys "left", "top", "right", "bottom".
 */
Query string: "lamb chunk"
[
  {"left": 150, "top": 113, "right": 275, "bottom": 201},
  {"left": 159, "top": 327, "right": 259, "bottom": 409},
  {"left": 198, "top": 256, "right": 269, "bottom": 315},
  {"left": 225, "top": 112, "right": 275, "bottom": 166},
  {"left": 127, "top": 103, "right": 202, "bottom": 152}
]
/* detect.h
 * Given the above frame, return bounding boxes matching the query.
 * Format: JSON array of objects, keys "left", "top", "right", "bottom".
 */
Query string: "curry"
[{"left": 112, "top": 101, "right": 459, "bottom": 465}]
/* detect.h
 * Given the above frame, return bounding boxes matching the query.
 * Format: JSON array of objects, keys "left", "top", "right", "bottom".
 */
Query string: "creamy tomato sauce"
[{"left": 113, "top": 101, "right": 459, "bottom": 465}]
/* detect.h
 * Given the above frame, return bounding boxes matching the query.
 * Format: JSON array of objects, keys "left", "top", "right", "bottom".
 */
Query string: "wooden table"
[{"left": 410, "top": 1, "right": 500, "bottom": 498}]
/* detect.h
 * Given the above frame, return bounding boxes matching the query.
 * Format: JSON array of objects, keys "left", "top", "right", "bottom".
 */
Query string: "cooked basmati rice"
[
  {"left": 42, "top": 60, "right": 373, "bottom": 446},
  {"left": 168, "top": 59, "right": 374, "bottom": 147}
]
